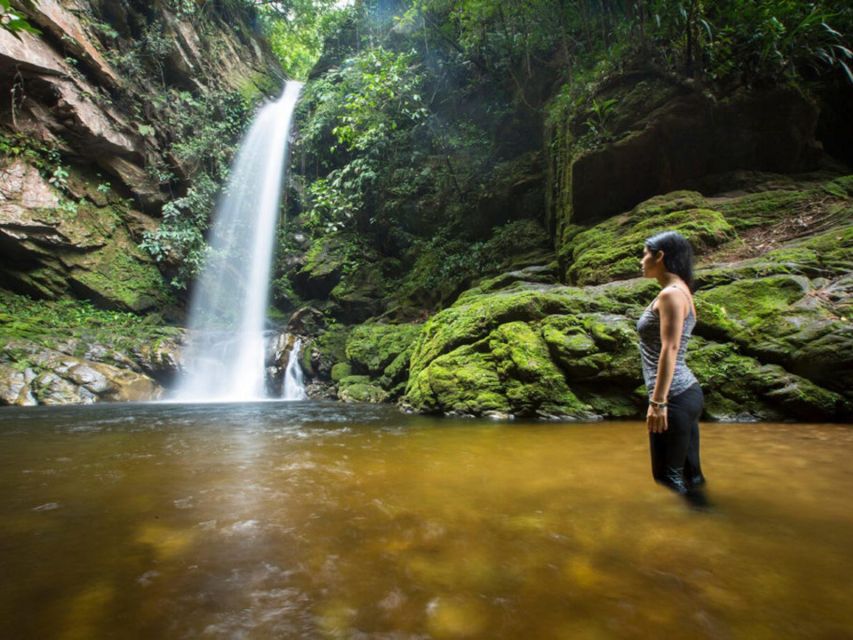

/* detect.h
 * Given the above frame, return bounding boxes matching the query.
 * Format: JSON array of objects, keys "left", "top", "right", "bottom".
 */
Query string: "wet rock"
[
  {"left": 0, "top": 338, "right": 164, "bottom": 406},
  {"left": 286, "top": 306, "right": 326, "bottom": 337},
  {"left": 337, "top": 376, "right": 388, "bottom": 403},
  {"left": 0, "top": 364, "right": 35, "bottom": 405},
  {"left": 305, "top": 380, "right": 336, "bottom": 400}
]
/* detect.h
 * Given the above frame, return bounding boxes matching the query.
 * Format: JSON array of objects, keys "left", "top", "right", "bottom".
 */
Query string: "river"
[{"left": 1, "top": 403, "right": 851, "bottom": 639}]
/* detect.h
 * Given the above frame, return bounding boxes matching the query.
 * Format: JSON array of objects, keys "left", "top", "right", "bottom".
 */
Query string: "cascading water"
[
  {"left": 176, "top": 81, "right": 303, "bottom": 402},
  {"left": 282, "top": 337, "right": 308, "bottom": 400}
]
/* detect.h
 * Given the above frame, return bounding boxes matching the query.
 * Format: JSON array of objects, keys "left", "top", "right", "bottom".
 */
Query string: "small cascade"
[
  {"left": 176, "top": 81, "right": 303, "bottom": 402},
  {"left": 282, "top": 337, "right": 308, "bottom": 401}
]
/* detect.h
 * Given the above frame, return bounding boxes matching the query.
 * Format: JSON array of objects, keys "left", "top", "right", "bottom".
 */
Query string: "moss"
[
  {"left": 336, "top": 374, "right": 388, "bottom": 403},
  {"left": 300, "top": 235, "right": 349, "bottom": 284},
  {"left": 0, "top": 292, "right": 178, "bottom": 354},
  {"left": 566, "top": 207, "right": 737, "bottom": 285},
  {"left": 459, "top": 263, "right": 560, "bottom": 301},
  {"left": 67, "top": 242, "right": 169, "bottom": 312},
  {"left": 687, "top": 337, "right": 846, "bottom": 420},
  {"left": 824, "top": 174, "right": 853, "bottom": 198},
  {"left": 694, "top": 273, "right": 853, "bottom": 394},
  {"left": 630, "top": 190, "right": 707, "bottom": 219},
  {"left": 697, "top": 275, "right": 808, "bottom": 336},
  {"left": 488, "top": 321, "right": 592, "bottom": 417},
  {"left": 237, "top": 71, "right": 280, "bottom": 105},
  {"left": 345, "top": 322, "right": 421, "bottom": 375},
  {"left": 715, "top": 189, "right": 812, "bottom": 230},
  {"left": 408, "top": 286, "right": 596, "bottom": 379},
  {"left": 404, "top": 344, "right": 512, "bottom": 416},
  {"left": 541, "top": 313, "right": 641, "bottom": 384},
  {"left": 330, "top": 362, "right": 352, "bottom": 382},
  {"left": 338, "top": 381, "right": 388, "bottom": 403},
  {"left": 309, "top": 322, "right": 351, "bottom": 378}
]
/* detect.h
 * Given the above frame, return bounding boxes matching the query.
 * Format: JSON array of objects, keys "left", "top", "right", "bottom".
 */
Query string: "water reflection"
[{"left": 0, "top": 404, "right": 851, "bottom": 638}]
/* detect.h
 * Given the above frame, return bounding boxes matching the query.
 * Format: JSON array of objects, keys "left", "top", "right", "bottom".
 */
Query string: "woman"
[{"left": 636, "top": 231, "right": 705, "bottom": 495}]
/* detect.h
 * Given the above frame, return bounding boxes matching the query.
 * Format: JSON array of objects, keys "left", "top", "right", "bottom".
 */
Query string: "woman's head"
[{"left": 641, "top": 231, "right": 695, "bottom": 290}]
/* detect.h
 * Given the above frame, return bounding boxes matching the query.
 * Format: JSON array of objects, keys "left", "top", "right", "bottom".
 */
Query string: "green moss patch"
[{"left": 566, "top": 206, "right": 736, "bottom": 285}]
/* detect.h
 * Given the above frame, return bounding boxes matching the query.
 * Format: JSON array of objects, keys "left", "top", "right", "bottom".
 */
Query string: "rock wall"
[
  {"left": 545, "top": 73, "right": 829, "bottom": 280},
  {"left": 0, "top": 0, "right": 282, "bottom": 311}
]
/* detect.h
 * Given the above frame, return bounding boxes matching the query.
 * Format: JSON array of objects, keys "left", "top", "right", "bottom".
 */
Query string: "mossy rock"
[
  {"left": 459, "top": 263, "right": 560, "bottom": 301},
  {"left": 487, "top": 321, "right": 593, "bottom": 418},
  {"left": 566, "top": 206, "right": 737, "bottom": 285},
  {"left": 337, "top": 375, "right": 388, "bottom": 404},
  {"left": 540, "top": 313, "right": 641, "bottom": 384},
  {"left": 345, "top": 322, "right": 421, "bottom": 376},
  {"left": 696, "top": 274, "right": 853, "bottom": 394},
  {"left": 330, "top": 261, "right": 388, "bottom": 322},
  {"left": 408, "top": 285, "right": 598, "bottom": 379},
  {"left": 294, "top": 236, "right": 347, "bottom": 298},
  {"left": 380, "top": 347, "right": 414, "bottom": 388},
  {"left": 686, "top": 337, "right": 848, "bottom": 421},
  {"left": 714, "top": 189, "right": 813, "bottom": 231},
  {"left": 630, "top": 190, "right": 707, "bottom": 220},
  {"left": 330, "top": 362, "right": 352, "bottom": 382},
  {"left": 307, "top": 323, "right": 351, "bottom": 379},
  {"left": 405, "top": 344, "right": 512, "bottom": 416}
]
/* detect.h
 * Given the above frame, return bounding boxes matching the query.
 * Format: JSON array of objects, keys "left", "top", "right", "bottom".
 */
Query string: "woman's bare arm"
[{"left": 652, "top": 289, "right": 687, "bottom": 403}]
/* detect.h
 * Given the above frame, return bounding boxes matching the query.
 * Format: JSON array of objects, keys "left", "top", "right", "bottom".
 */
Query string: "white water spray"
[
  {"left": 282, "top": 338, "right": 308, "bottom": 401},
  {"left": 176, "top": 81, "right": 303, "bottom": 402}
]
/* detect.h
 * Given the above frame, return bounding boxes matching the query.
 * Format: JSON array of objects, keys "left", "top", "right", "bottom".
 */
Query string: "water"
[
  {"left": 1, "top": 405, "right": 852, "bottom": 638},
  {"left": 282, "top": 338, "right": 307, "bottom": 401},
  {"left": 177, "top": 81, "right": 303, "bottom": 402}
]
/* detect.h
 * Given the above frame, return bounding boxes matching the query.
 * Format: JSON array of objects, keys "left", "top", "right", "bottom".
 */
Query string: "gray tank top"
[{"left": 636, "top": 285, "right": 699, "bottom": 399}]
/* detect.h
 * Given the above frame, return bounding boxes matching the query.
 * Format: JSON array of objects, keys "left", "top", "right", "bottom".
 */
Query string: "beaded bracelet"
[{"left": 649, "top": 399, "right": 668, "bottom": 409}]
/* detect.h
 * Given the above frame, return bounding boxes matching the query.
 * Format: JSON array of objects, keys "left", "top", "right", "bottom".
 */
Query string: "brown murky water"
[{"left": 1, "top": 403, "right": 852, "bottom": 639}]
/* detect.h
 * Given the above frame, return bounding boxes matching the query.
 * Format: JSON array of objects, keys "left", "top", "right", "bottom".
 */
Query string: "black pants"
[{"left": 649, "top": 382, "right": 705, "bottom": 493}]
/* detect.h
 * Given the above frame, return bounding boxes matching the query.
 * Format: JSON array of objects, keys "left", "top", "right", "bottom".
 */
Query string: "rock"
[
  {"left": 303, "top": 323, "right": 351, "bottom": 380},
  {"left": 305, "top": 380, "right": 336, "bottom": 400},
  {"left": 0, "top": 158, "right": 169, "bottom": 311},
  {"left": 402, "top": 218, "right": 851, "bottom": 420},
  {"left": 0, "top": 364, "right": 35, "bottom": 405},
  {"left": 551, "top": 76, "right": 821, "bottom": 227},
  {"left": 487, "top": 321, "right": 594, "bottom": 418},
  {"left": 0, "top": 338, "right": 164, "bottom": 406},
  {"left": 345, "top": 322, "right": 422, "bottom": 376},
  {"left": 286, "top": 306, "right": 327, "bottom": 336},
  {"left": 696, "top": 273, "right": 853, "bottom": 396},
  {"left": 687, "top": 337, "right": 849, "bottom": 421},
  {"left": 565, "top": 202, "right": 736, "bottom": 285},
  {"left": 32, "top": 371, "right": 85, "bottom": 404},
  {"left": 330, "top": 363, "right": 352, "bottom": 382},
  {"left": 131, "top": 334, "right": 185, "bottom": 385},
  {"left": 337, "top": 375, "right": 388, "bottom": 403},
  {"left": 293, "top": 236, "right": 347, "bottom": 298},
  {"left": 64, "top": 363, "right": 112, "bottom": 394}
]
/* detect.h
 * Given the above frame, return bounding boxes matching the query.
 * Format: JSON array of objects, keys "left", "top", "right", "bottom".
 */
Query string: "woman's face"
[{"left": 640, "top": 246, "right": 663, "bottom": 277}]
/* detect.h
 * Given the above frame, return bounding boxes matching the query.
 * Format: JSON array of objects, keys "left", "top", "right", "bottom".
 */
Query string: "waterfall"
[
  {"left": 282, "top": 338, "right": 308, "bottom": 401},
  {"left": 176, "top": 81, "right": 303, "bottom": 402}
]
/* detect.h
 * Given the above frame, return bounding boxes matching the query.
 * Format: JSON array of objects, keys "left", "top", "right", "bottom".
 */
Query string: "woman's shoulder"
[{"left": 656, "top": 286, "right": 696, "bottom": 319}]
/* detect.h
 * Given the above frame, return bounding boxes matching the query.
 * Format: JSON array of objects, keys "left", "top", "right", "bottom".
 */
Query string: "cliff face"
[
  {"left": 0, "top": 0, "right": 281, "bottom": 311},
  {"left": 0, "top": 0, "right": 282, "bottom": 406}
]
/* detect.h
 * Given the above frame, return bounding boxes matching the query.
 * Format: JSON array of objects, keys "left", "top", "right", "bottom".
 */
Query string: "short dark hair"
[{"left": 644, "top": 231, "right": 695, "bottom": 290}]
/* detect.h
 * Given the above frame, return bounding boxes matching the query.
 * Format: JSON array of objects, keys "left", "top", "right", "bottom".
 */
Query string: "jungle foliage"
[{"left": 280, "top": 0, "right": 849, "bottom": 317}]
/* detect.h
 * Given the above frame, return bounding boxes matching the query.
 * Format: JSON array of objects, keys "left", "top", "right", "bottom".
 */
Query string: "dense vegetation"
[{"left": 269, "top": 0, "right": 851, "bottom": 321}]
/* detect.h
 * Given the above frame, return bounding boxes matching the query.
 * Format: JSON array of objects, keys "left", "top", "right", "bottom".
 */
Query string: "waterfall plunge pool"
[{"left": 1, "top": 403, "right": 851, "bottom": 639}]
